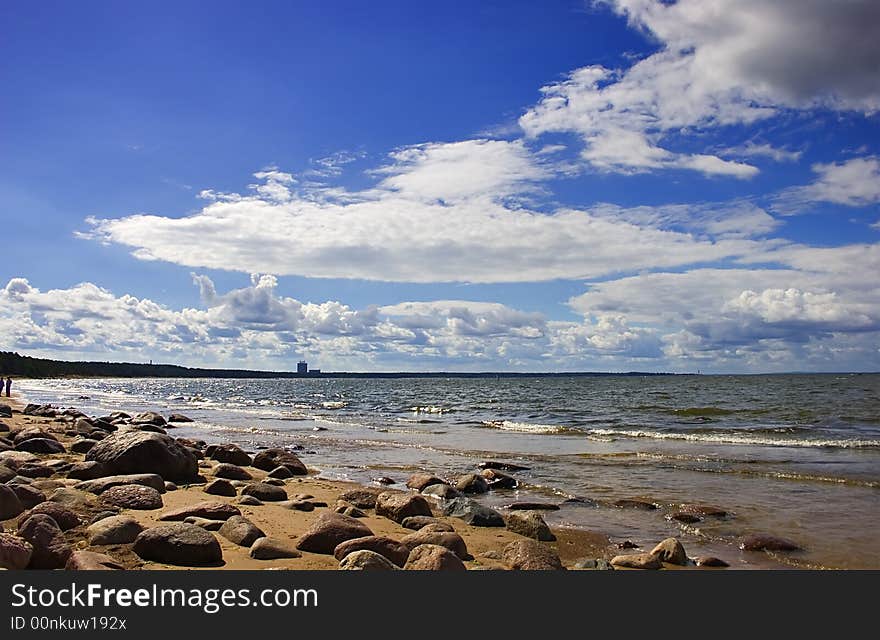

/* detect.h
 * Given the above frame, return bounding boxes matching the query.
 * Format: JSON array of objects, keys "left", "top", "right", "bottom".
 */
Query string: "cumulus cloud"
[
  {"left": 520, "top": 0, "right": 880, "bottom": 175},
  {"left": 774, "top": 156, "right": 880, "bottom": 213}
]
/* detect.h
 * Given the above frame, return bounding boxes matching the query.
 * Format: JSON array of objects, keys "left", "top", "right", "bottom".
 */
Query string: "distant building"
[{"left": 297, "top": 360, "right": 308, "bottom": 374}]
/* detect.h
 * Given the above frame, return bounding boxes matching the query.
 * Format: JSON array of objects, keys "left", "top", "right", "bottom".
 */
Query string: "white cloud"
[
  {"left": 774, "top": 156, "right": 880, "bottom": 213},
  {"left": 719, "top": 142, "right": 803, "bottom": 163},
  {"left": 520, "top": 0, "right": 880, "bottom": 175}
]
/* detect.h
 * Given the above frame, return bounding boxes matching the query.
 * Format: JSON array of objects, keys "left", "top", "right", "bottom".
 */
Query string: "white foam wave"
[
  {"left": 587, "top": 428, "right": 880, "bottom": 449},
  {"left": 481, "top": 420, "right": 570, "bottom": 434}
]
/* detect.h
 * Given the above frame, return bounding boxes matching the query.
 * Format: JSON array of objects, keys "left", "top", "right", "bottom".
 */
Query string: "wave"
[
  {"left": 586, "top": 428, "right": 880, "bottom": 449},
  {"left": 480, "top": 420, "right": 575, "bottom": 435}
]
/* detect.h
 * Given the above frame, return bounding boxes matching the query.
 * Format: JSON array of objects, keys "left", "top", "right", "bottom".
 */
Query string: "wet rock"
[
  {"left": 401, "top": 531, "right": 469, "bottom": 560},
  {"left": 168, "top": 414, "right": 194, "bottom": 423},
  {"left": 375, "top": 492, "right": 433, "bottom": 523},
  {"left": 70, "top": 439, "right": 99, "bottom": 454},
  {"left": 650, "top": 537, "right": 688, "bottom": 565},
  {"left": 401, "top": 516, "right": 451, "bottom": 531},
  {"left": 613, "top": 499, "right": 658, "bottom": 510},
  {"left": 212, "top": 463, "right": 253, "bottom": 481},
  {"left": 75, "top": 473, "right": 166, "bottom": 495},
  {"left": 739, "top": 534, "right": 802, "bottom": 552},
  {"left": 87, "top": 515, "right": 145, "bottom": 545},
  {"left": 573, "top": 558, "right": 614, "bottom": 570},
  {"left": 0, "top": 532, "right": 33, "bottom": 570},
  {"left": 678, "top": 504, "right": 728, "bottom": 518},
  {"left": 251, "top": 448, "right": 307, "bottom": 475},
  {"left": 617, "top": 540, "right": 639, "bottom": 549},
  {"left": 668, "top": 512, "right": 702, "bottom": 524},
  {"left": 502, "top": 539, "right": 564, "bottom": 570},
  {"left": 158, "top": 501, "right": 241, "bottom": 522},
  {"left": 204, "top": 479, "right": 238, "bottom": 497},
  {"left": 133, "top": 523, "right": 223, "bottom": 566},
  {"left": 373, "top": 476, "right": 396, "bottom": 485},
  {"left": 406, "top": 473, "right": 446, "bottom": 492},
  {"left": 100, "top": 484, "right": 164, "bottom": 510},
  {"left": 421, "top": 484, "right": 463, "bottom": 500},
  {"left": 334, "top": 536, "right": 410, "bottom": 567},
  {"left": 443, "top": 497, "right": 505, "bottom": 527},
  {"left": 206, "top": 443, "right": 252, "bottom": 466},
  {"left": 505, "top": 511, "right": 555, "bottom": 542},
  {"left": 695, "top": 556, "right": 730, "bottom": 567},
  {"left": 241, "top": 482, "right": 287, "bottom": 502},
  {"left": 218, "top": 515, "right": 265, "bottom": 547},
  {"left": 16, "top": 438, "right": 66, "bottom": 454},
  {"left": 610, "top": 553, "right": 663, "bottom": 570},
  {"left": 0, "top": 484, "right": 25, "bottom": 519},
  {"left": 86, "top": 431, "right": 198, "bottom": 482},
  {"left": 296, "top": 512, "right": 374, "bottom": 554},
  {"left": 250, "top": 537, "right": 301, "bottom": 560},
  {"left": 19, "top": 514, "right": 72, "bottom": 569},
  {"left": 65, "top": 550, "right": 124, "bottom": 570},
  {"left": 339, "top": 549, "right": 398, "bottom": 570},
  {"left": 478, "top": 461, "right": 530, "bottom": 472},
  {"left": 455, "top": 473, "right": 489, "bottom": 494},
  {"left": 237, "top": 495, "right": 263, "bottom": 507},
  {"left": 183, "top": 517, "right": 226, "bottom": 531},
  {"left": 404, "top": 544, "right": 466, "bottom": 571},
  {"left": 480, "top": 469, "right": 518, "bottom": 490},
  {"left": 24, "top": 502, "right": 81, "bottom": 531},
  {"left": 267, "top": 466, "right": 293, "bottom": 479},
  {"left": 132, "top": 412, "right": 166, "bottom": 427},
  {"left": 505, "top": 502, "right": 560, "bottom": 511},
  {"left": 9, "top": 484, "right": 46, "bottom": 509}
]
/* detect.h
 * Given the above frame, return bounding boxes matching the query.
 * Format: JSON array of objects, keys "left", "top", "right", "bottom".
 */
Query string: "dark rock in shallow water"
[
  {"left": 168, "top": 414, "right": 194, "bottom": 423},
  {"left": 455, "top": 473, "right": 489, "bottom": 494},
  {"left": 86, "top": 431, "right": 198, "bottom": 482},
  {"left": 421, "top": 483, "right": 463, "bottom": 500},
  {"left": 132, "top": 412, "right": 166, "bottom": 427},
  {"left": 334, "top": 536, "right": 410, "bottom": 567},
  {"left": 695, "top": 556, "right": 730, "bottom": 567},
  {"left": 375, "top": 492, "right": 433, "bottom": 523},
  {"left": 404, "top": 544, "right": 466, "bottom": 571},
  {"left": 206, "top": 444, "right": 252, "bottom": 467},
  {"left": 296, "top": 512, "right": 373, "bottom": 554},
  {"left": 100, "top": 484, "right": 164, "bottom": 510},
  {"left": 668, "top": 512, "right": 702, "bottom": 524},
  {"left": 610, "top": 553, "right": 662, "bottom": 570},
  {"left": 133, "top": 523, "right": 223, "bottom": 566},
  {"left": 739, "top": 534, "right": 802, "bottom": 552},
  {"left": 373, "top": 476, "right": 396, "bottom": 485},
  {"left": 218, "top": 515, "right": 265, "bottom": 547},
  {"left": 502, "top": 539, "right": 564, "bottom": 571},
  {"left": 617, "top": 540, "right": 639, "bottom": 549},
  {"left": 613, "top": 499, "right": 658, "bottom": 510},
  {"left": 251, "top": 448, "right": 307, "bottom": 475},
  {"left": 480, "top": 469, "right": 518, "bottom": 490},
  {"left": 478, "top": 461, "right": 530, "bottom": 472},
  {"left": 406, "top": 473, "right": 446, "bottom": 492},
  {"left": 650, "top": 537, "right": 688, "bottom": 565},
  {"left": 18, "top": 514, "right": 72, "bottom": 569},
  {"left": 505, "top": 502, "right": 560, "bottom": 511},
  {"left": 443, "top": 498, "right": 505, "bottom": 527},
  {"left": 678, "top": 504, "right": 728, "bottom": 518},
  {"left": 505, "top": 511, "right": 555, "bottom": 542}
]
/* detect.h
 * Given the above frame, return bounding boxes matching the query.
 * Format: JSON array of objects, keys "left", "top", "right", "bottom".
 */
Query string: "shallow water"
[{"left": 18, "top": 374, "right": 880, "bottom": 569}]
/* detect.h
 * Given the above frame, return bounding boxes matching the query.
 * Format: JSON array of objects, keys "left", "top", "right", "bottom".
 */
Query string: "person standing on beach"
[{"left": 4, "top": 377, "right": 10, "bottom": 397}]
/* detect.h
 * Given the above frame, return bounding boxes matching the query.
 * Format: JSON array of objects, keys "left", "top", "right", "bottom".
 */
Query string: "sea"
[{"left": 17, "top": 373, "right": 880, "bottom": 569}]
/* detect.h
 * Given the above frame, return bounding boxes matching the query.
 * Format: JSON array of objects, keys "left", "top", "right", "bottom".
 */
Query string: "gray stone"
[
  {"left": 132, "top": 412, "right": 166, "bottom": 427},
  {"left": 505, "top": 511, "right": 556, "bottom": 541},
  {"left": 133, "top": 523, "right": 223, "bottom": 566},
  {"left": 87, "top": 515, "right": 144, "bottom": 545},
  {"left": 443, "top": 497, "right": 505, "bottom": 527},
  {"left": 86, "top": 431, "right": 198, "bottom": 482},
  {"left": 573, "top": 558, "right": 614, "bottom": 570},
  {"left": 375, "top": 492, "right": 433, "bottom": 523},
  {"left": 218, "top": 515, "right": 265, "bottom": 547},
  {"left": 75, "top": 473, "right": 166, "bottom": 494},
  {"left": 421, "top": 484, "right": 463, "bottom": 500},
  {"left": 455, "top": 473, "right": 489, "bottom": 494},
  {"left": 251, "top": 448, "right": 307, "bottom": 475},
  {"left": 158, "top": 501, "right": 241, "bottom": 522},
  {"left": 338, "top": 549, "right": 398, "bottom": 570},
  {"left": 502, "top": 539, "right": 564, "bottom": 571}
]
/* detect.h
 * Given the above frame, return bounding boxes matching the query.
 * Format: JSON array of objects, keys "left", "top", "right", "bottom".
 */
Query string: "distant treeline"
[{"left": 0, "top": 351, "right": 675, "bottom": 379}]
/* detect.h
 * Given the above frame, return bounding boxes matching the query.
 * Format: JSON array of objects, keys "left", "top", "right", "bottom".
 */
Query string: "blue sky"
[{"left": 2, "top": 0, "right": 879, "bottom": 372}]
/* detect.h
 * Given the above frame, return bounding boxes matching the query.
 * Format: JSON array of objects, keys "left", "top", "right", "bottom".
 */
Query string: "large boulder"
[
  {"left": 401, "top": 531, "right": 469, "bottom": 560},
  {"left": 443, "top": 498, "right": 505, "bottom": 527},
  {"left": 12, "top": 427, "right": 57, "bottom": 445},
  {"left": 249, "top": 537, "right": 301, "bottom": 560},
  {"left": 502, "top": 539, "right": 564, "bottom": 570},
  {"left": 241, "top": 482, "right": 287, "bottom": 502},
  {"left": 296, "top": 512, "right": 373, "bottom": 554},
  {"left": 87, "top": 515, "right": 144, "bottom": 545},
  {"left": 404, "top": 544, "right": 466, "bottom": 571},
  {"left": 0, "top": 484, "right": 25, "bottom": 520},
  {"left": 505, "top": 511, "right": 556, "bottom": 542},
  {"left": 100, "top": 485, "right": 164, "bottom": 510},
  {"left": 66, "top": 461, "right": 109, "bottom": 481},
  {"left": 333, "top": 536, "right": 410, "bottom": 567},
  {"left": 75, "top": 474, "right": 166, "bottom": 495},
  {"left": 375, "top": 492, "right": 433, "bottom": 523},
  {"left": 0, "top": 533, "right": 33, "bottom": 570},
  {"left": 15, "top": 438, "right": 65, "bottom": 454},
  {"left": 406, "top": 473, "right": 446, "bottom": 492},
  {"left": 218, "top": 516, "right": 265, "bottom": 547},
  {"left": 206, "top": 444, "right": 252, "bottom": 467},
  {"left": 23, "top": 502, "right": 81, "bottom": 531},
  {"left": 65, "top": 550, "right": 124, "bottom": 570},
  {"left": 86, "top": 431, "right": 198, "bottom": 482},
  {"left": 18, "top": 514, "right": 72, "bottom": 569},
  {"left": 212, "top": 463, "right": 252, "bottom": 481},
  {"left": 133, "top": 523, "right": 223, "bottom": 566},
  {"left": 338, "top": 549, "right": 398, "bottom": 571},
  {"left": 651, "top": 538, "right": 688, "bottom": 565},
  {"left": 252, "top": 448, "right": 307, "bottom": 475},
  {"left": 158, "top": 501, "right": 241, "bottom": 522}
]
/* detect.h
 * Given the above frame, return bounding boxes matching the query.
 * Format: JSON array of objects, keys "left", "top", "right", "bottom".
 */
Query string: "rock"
[
  {"left": 443, "top": 498, "right": 505, "bottom": 527},
  {"left": 336, "top": 505, "right": 365, "bottom": 518},
  {"left": 617, "top": 540, "right": 639, "bottom": 549},
  {"left": 613, "top": 499, "right": 658, "bottom": 510},
  {"left": 338, "top": 549, "right": 398, "bottom": 571},
  {"left": 86, "top": 431, "right": 198, "bottom": 482},
  {"left": 695, "top": 556, "right": 730, "bottom": 567},
  {"left": 502, "top": 539, "right": 564, "bottom": 570},
  {"left": 75, "top": 473, "right": 166, "bottom": 495},
  {"left": 267, "top": 466, "right": 293, "bottom": 479},
  {"left": 133, "top": 523, "right": 223, "bottom": 566},
  {"left": 65, "top": 550, "right": 124, "bottom": 570},
  {"left": 241, "top": 482, "right": 287, "bottom": 502},
  {"left": 401, "top": 531, "right": 469, "bottom": 560},
  {"left": 251, "top": 448, "right": 308, "bottom": 475},
  {"left": 165, "top": 482, "right": 177, "bottom": 491},
  {"left": 678, "top": 504, "right": 728, "bottom": 518},
  {"left": 16, "top": 438, "right": 65, "bottom": 454},
  {"left": 132, "top": 412, "right": 166, "bottom": 427},
  {"left": 250, "top": 537, "right": 301, "bottom": 560},
  {"left": 668, "top": 512, "right": 702, "bottom": 524},
  {"left": 455, "top": 473, "right": 489, "bottom": 494},
  {"left": 168, "top": 414, "right": 194, "bottom": 423},
  {"left": 204, "top": 479, "right": 238, "bottom": 497},
  {"left": 0, "top": 465, "right": 15, "bottom": 483},
  {"left": 479, "top": 550, "right": 502, "bottom": 560},
  {"left": 87, "top": 515, "right": 145, "bottom": 545},
  {"left": 91, "top": 419, "right": 117, "bottom": 433},
  {"left": 12, "top": 427, "right": 58, "bottom": 445},
  {"left": 183, "top": 517, "right": 226, "bottom": 531},
  {"left": 505, "top": 502, "right": 560, "bottom": 511},
  {"left": 218, "top": 515, "right": 265, "bottom": 547},
  {"left": 478, "top": 461, "right": 530, "bottom": 471},
  {"left": 70, "top": 439, "right": 99, "bottom": 454},
  {"left": 375, "top": 492, "right": 433, "bottom": 523},
  {"left": 739, "top": 534, "right": 802, "bottom": 552},
  {"left": 0, "top": 484, "right": 25, "bottom": 519},
  {"left": 421, "top": 484, "right": 463, "bottom": 500},
  {"left": 296, "top": 512, "right": 374, "bottom": 554},
  {"left": 404, "top": 544, "right": 466, "bottom": 571},
  {"left": 206, "top": 444, "right": 251, "bottom": 467},
  {"left": 212, "top": 463, "right": 253, "bottom": 481},
  {"left": 610, "top": 553, "right": 663, "bottom": 570},
  {"left": 9, "top": 484, "right": 46, "bottom": 509},
  {"left": 89, "top": 510, "right": 119, "bottom": 525},
  {"left": 158, "top": 501, "right": 241, "bottom": 522},
  {"left": 337, "top": 489, "right": 381, "bottom": 509},
  {"left": 574, "top": 558, "right": 614, "bottom": 570},
  {"left": 505, "top": 511, "right": 556, "bottom": 542},
  {"left": 24, "top": 502, "right": 81, "bottom": 531},
  {"left": 66, "top": 461, "right": 108, "bottom": 481},
  {"left": 263, "top": 478, "right": 286, "bottom": 487},
  {"left": 237, "top": 495, "right": 263, "bottom": 507},
  {"left": 100, "top": 484, "right": 164, "bottom": 510},
  {"left": 18, "top": 514, "right": 72, "bottom": 569},
  {"left": 373, "top": 476, "right": 396, "bottom": 485},
  {"left": 333, "top": 536, "right": 410, "bottom": 567},
  {"left": 0, "top": 533, "right": 33, "bottom": 570},
  {"left": 0, "top": 450, "right": 38, "bottom": 465},
  {"left": 279, "top": 500, "right": 315, "bottom": 512},
  {"left": 48, "top": 488, "right": 102, "bottom": 510},
  {"left": 0, "top": 404, "right": 12, "bottom": 418},
  {"left": 406, "top": 473, "right": 446, "bottom": 492},
  {"left": 651, "top": 537, "right": 688, "bottom": 565},
  {"left": 401, "top": 516, "right": 452, "bottom": 531},
  {"left": 481, "top": 469, "right": 518, "bottom": 490},
  {"left": 15, "top": 463, "right": 54, "bottom": 479}
]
